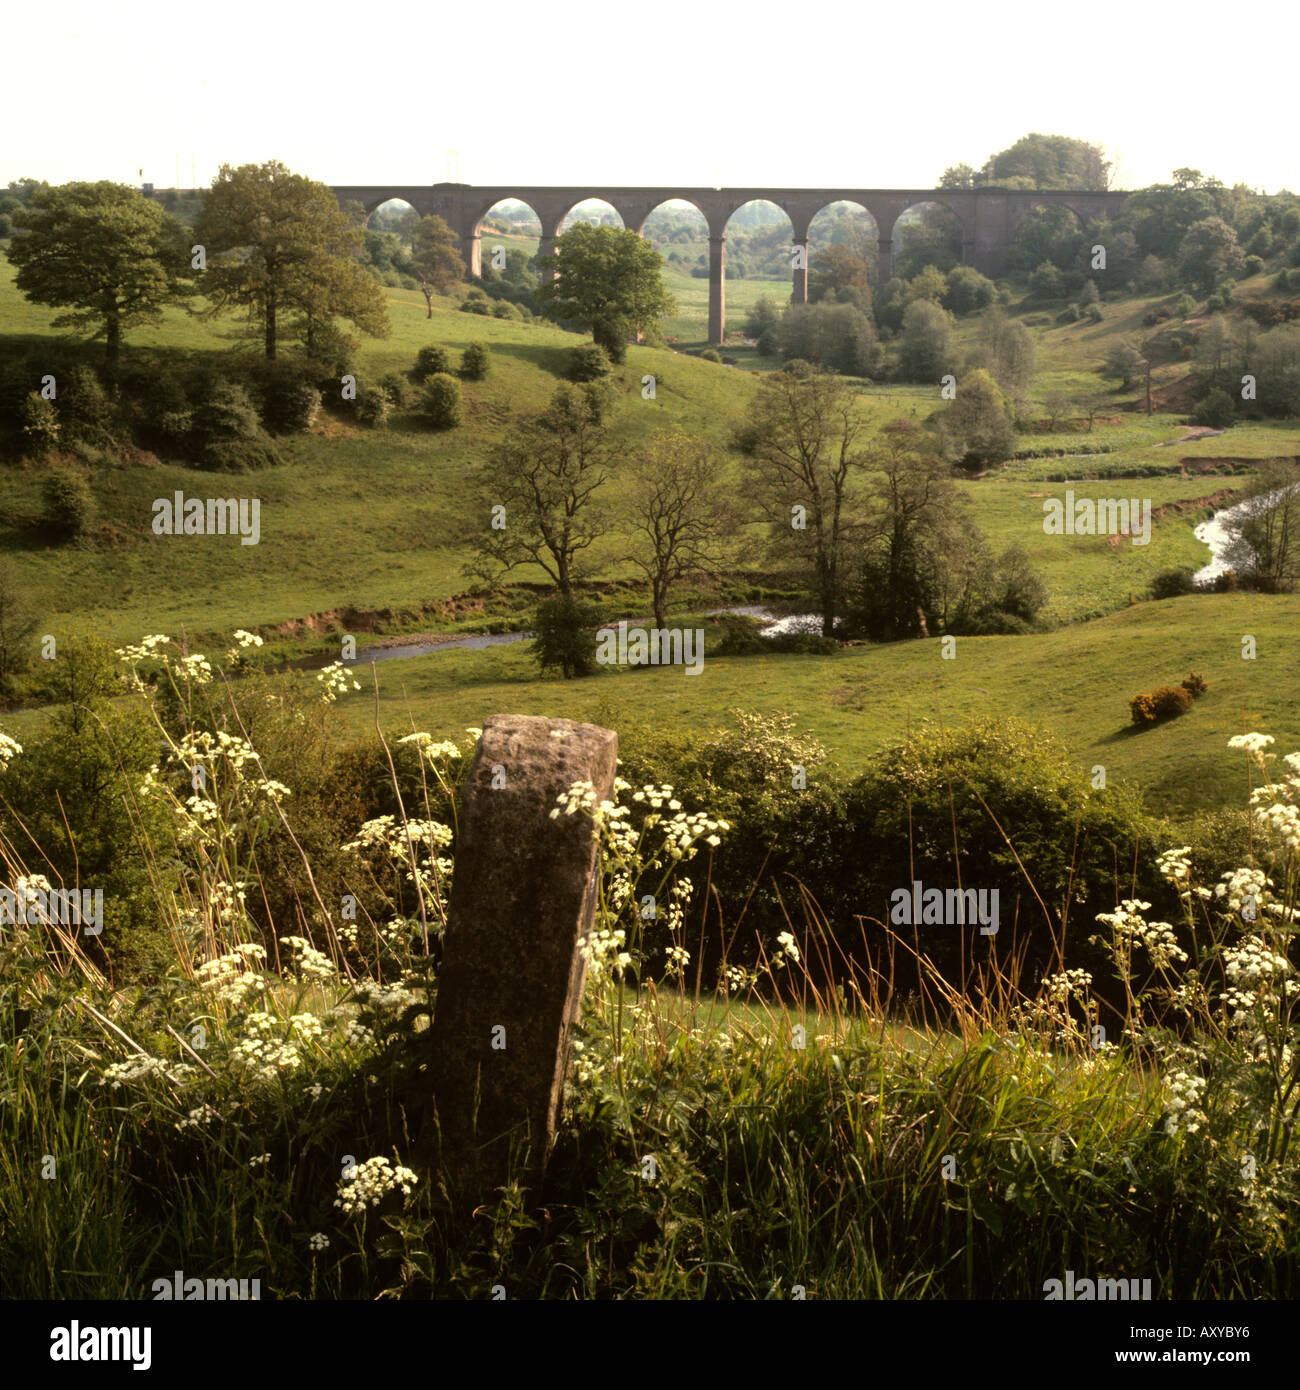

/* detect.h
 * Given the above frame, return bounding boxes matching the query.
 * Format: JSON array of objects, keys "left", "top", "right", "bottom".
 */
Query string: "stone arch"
[
  {"left": 557, "top": 198, "right": 626, "bottom": 234},
  {"left": 641, "top": 199, "right": 710, "bottom": 279},
  {"left": 887, "top": 199, "right": 967, "bottom": 282},
  {"left": 806, "top": 200, "right": 881, "bottom": 296},
  {"left": 468, "top": 198, "right": 544, "bottom": 279}
]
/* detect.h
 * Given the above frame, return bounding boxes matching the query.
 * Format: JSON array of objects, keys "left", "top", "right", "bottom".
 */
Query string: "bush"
[
  {"left": 530, "top": 594, "right": 600, "bottom": 678},
  {"left": 19, "top": 391, "right": 60, "bottom": 457},
  {"left": 1181, "top": 671, "right": 1208, "bottom": 698},
  {"left": 418, "top": 373, "right": 462, "bottom": 430},
  {"left": 1191, "top": 387, "right": 1235, "bottom": 429},
  {"left": 1129, "top": 684, "right": 1193, "bottom": 726},
  {"left": 1085, "top": 303, "right": 1103, "bottom": 323},
  {"left": 354, "top": 384, "right": 392, "bottom": 428},
  {"left": 41, "top": 467, "right": 96, "bottom": 538},
  {"left": 567, "top": 344, "right": 612, "bottom": 382},
  {"left": 60, "top": 366, "right": 117, "bottom": 445},
  {"left": 1244, "top": 255, "right": 1265, "bottom": 277},
  {"left": 378, "top": 372, "right": 414, "bottom": 410},
  {"left": 460, "top": 343, "right": 489, "bottom": 380},
  {"left": 1150, "top": 567, "right": 1198, "bottom": 599},
  {"left": 251, "top": 362, "right": 322, "bottom": 435},
  {"left": 592, "top": 319, "right": 628, "bottom": 364},
  {"left": 411, "top": 345, "right": 451, "bottom": 382},
  {"left": 699, "top": 349, "right": 722, "bottom": 363}
]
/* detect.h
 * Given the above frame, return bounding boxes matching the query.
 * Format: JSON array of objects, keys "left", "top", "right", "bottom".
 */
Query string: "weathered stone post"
[{"left": 417, "top": 714, "right": 618, "bottom": 1202}]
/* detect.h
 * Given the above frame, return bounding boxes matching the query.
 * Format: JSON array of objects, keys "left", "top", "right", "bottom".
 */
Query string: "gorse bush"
[
  {"left": 1130, "top": 684, "right": 1193, "bottom": 726},
  {"left": 1131, "top": 672, "right": 1208, "bottom": 726}
]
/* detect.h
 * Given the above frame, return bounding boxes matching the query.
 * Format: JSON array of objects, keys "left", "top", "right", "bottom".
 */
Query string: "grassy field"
[{"left": 4, "top": 246, "right": 1299, "bottom": 820}]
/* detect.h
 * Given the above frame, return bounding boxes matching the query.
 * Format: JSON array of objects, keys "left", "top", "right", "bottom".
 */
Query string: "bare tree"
[
  {"left": 743, "top": 364, "right": 869, "bottom": 635},
  {"left": 1223, "top": 460, "right": 1300, "bottom": 590},
  {"left": 626, "top": 429, "right": 738, "bottom": 627},
  {"left": 466, "top": 385, "right": 615, "bottom": 595}
]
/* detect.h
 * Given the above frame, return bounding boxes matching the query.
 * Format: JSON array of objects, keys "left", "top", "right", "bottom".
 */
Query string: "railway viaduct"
[{"left": 329, "top": 183, "right": 1129, "bottom": 344}]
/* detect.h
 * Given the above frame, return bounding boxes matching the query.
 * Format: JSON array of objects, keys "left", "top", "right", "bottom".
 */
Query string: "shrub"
[
  {"left": 1182, "top": 671, "right": 1208, "bottom": 698},
  {"left": 1085, "top": 303, "right": 1104, "bottom": 323},
  {"left": 41, "top": 467, "right": 96, "bottom": 538},
  {"left": 411, "top": 345, "right": 452, "bottom": 382},
  {"left": 530, "top": 594, "right": 600, "bottom": 678},
  {"left": 1150, "top": 567, "right": 1197, "bottom": 599},
  {"left": 699, "top": 349, "right": 722, "bottom": 363},
  {"left": 460, "top": 343, "right": 489, "bottom": 380},
  {"left": 1244, "top": 255, "right": 1265, "bottom": 277},
  {"left": 567, "top": 344, "right": 612, "bottom": 382},
  {"left": 354, "top": 385, "right": 392, "bottom": 428},
  {"left": 1129, "top": 684, "right": 1193, "bottom": 726},
  {"left": 60, "top": 366, "right": 117, "bottom": 445},
  {"left": 418, "top": 373, "right": 462, "bottom": 429},
  {"left": 460, "top": 299, "right": 492, "bottom": 316},
  {"left": 19, "top": 391, "right": 60, "bottom": 457},
  {"left": 378, "top": 372, "right": 414, "bottom": 410},
  {"left": 251, "top": 363, "right": 322, "bottom": 435},
  {"left": 1191, "top": 387, "right": 1235, "bottom": 429}
]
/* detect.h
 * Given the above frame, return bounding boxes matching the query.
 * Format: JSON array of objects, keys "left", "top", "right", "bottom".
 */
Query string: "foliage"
[
  {"left": 529, "top": 593, "right": 601, "bottom": 678},
  {"left": 7, "top": 181, "right": 192, "bottom": 363},
  {"left": 418, "top": 373, "right": 462, "bottom": 430}
]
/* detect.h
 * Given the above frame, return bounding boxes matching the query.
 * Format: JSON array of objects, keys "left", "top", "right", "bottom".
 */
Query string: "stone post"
[
  {"left": 708, "top": 235, "right": 726, "bottom": 345},
  {"left": 417, "top": 714, "right": 618, "bottom": 1201}
]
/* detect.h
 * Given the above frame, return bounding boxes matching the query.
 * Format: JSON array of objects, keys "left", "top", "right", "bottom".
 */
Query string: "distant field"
[{"left": 291, "top": 591, "right": 1300, "bottom": 821}]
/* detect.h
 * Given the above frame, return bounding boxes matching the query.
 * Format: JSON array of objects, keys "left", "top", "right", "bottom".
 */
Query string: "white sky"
[{"left": 4, "top": 0, "right": 1297, "bottom": 194}]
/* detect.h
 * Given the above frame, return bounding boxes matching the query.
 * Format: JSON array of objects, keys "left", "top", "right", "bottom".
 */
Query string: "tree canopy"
[
  {"left": 194, "top": 160, "right": 389, "bottom": 360},
  {"left": 7, "top": 182, "right": 191, "bottom": 363},
  {"left": 537, "top": 223, "right": 674, "bottom": 358}
]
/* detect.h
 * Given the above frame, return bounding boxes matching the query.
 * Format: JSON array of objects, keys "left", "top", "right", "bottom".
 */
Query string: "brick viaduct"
[{"left": 329, "top": 183, "right": 1129, "bottom": 344}]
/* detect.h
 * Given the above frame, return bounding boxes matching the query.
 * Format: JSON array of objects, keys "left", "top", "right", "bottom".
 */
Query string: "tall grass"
[{"left": 0, "top": 652, "right": 1297, "bottom": 1298}]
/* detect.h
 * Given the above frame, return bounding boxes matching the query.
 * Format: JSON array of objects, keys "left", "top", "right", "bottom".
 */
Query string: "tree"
[
  {"left": 7, "top": 182, "right": 191, "bottom": 365},
  {"left": 530, "top": 594, "right": 600, "bottom": 678},
  {"left": 195, "top": 160, "right": 389, "bottom": 360},
  {"left": 626, "top": 429, "right": 736, "bottom": 627},
  {"left": 743, "top": 366, "right": 868, "bottom": 635},
  {"left": 849, "top": 420, "right": 969, "bottom": 640},
  {"left": 1221, "top": 460, "right": 1300, "bottom": 588},
  {"left": 943, "top": 266, "right": 996, "bottom": 316},
  {"left": 982, "top": 133, "right": 1112, "bottom": 190},
  {"left": 408, "top": 215, "right": 465, "bottom": 318},
  {"left": 807, "top": 244, "right": 874, "bottom": 308},
  {"left": 1179, "top": 217, "right": 1245, "bottom": 294},
  {"left": 537, "top": 223, "right": 675, "bottom": 360},
  {"left": 939, "top": 163, "right": 978, "bottom": 189},
  {"left": 966, "top": 306, "right": 1037, "bottom": 394},
  {"left": 939, "top": 368, "right": 1017, "bottom": 469},
  {"left": 468, "top": 384, "right": 615, "bottom": 594},
  {"left": 897, "top": 300, "right": 954, "bottom": 383},
  {"left": 1103, "top": 339, "right": 1147, "bottom": 389}
]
